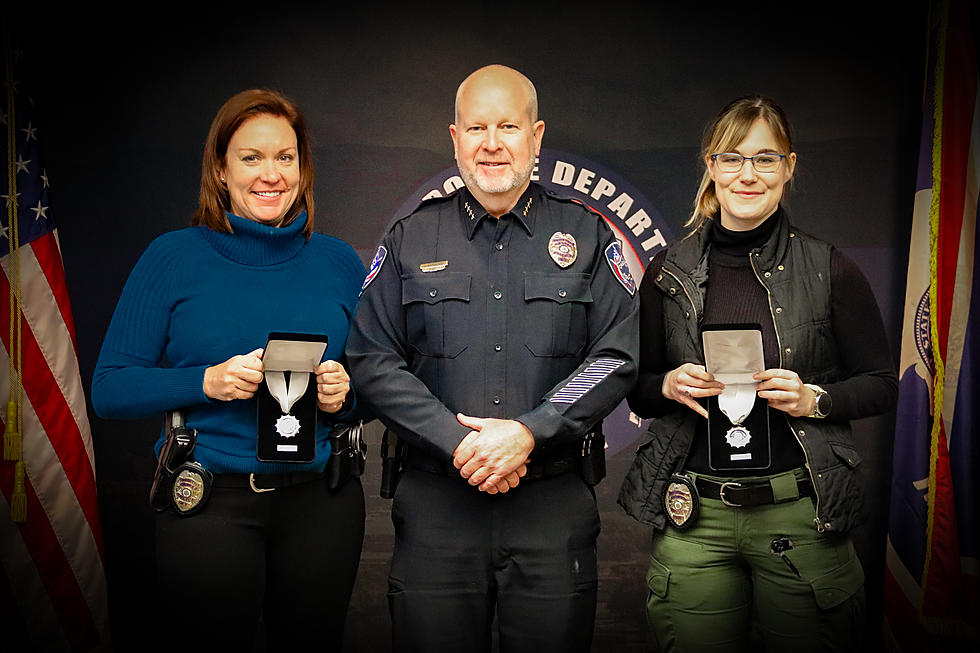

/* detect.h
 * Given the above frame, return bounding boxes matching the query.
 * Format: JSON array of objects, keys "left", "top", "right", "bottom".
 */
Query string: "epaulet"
[
  {"left": 542, "top": 188, "right": 606, "bottom": 220},
  {"left": 389, "top": 192, "right": 457, "bottom": 228}
]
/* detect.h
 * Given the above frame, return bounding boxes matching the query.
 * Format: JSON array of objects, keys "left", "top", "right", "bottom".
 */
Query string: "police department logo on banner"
[{"left": 383, "top": 149, "right": 674, "bottom": 455}]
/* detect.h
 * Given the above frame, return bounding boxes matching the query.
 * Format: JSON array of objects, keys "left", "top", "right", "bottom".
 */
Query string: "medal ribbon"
[
  {"left": 265, "top": 371, "right": 310, "bottom": 415},
  {"left": 718, "top": 384, "right": 754, "bottom": 426}
]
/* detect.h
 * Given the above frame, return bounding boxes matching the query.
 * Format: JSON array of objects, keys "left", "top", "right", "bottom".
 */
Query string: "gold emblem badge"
[
  {"left": 172, "top": 467, "right": 207, "bottom": 513},
  {"left": 548, "top": 232, "right": 577, "bottom": 268},
  {"left": 664, "top": 474, "right": 699, "bottom": 530}
]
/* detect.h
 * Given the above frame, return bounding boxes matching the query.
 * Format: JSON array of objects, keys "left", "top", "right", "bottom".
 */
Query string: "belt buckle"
[
  {"left": 249, "top": 473, "right": 276, "bottom": 493},
  {"left": 719, "top": 481, "right": 742, "bottom": 507}
]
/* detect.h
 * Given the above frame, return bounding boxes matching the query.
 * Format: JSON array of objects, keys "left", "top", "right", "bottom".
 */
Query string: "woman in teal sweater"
[{"left": 92, "top": 89, "right": 367, "bottom": 651}]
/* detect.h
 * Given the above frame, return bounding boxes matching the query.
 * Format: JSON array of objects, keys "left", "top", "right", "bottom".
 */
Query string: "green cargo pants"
[{"left": 646, "top": 469, "right": 865, "bottom": 653}]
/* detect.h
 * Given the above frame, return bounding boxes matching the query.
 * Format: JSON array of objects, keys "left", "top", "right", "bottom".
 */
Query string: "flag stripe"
[
  {"left": 32, "top": 232, "right": 78, "bottom": 352},
  {"left": 0, "top": 258, "right": 103, "bottom": 557},
  {"left": 0, "top": 344, "right": 108, "bottom": 638},
  {"left": 0, "top": 467, "right": 99, "bottom": 651}
]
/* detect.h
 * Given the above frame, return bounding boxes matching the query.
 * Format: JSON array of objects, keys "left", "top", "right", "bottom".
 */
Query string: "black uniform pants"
[
  {"left": 155, "top": 475, "right": 364, "bottom": 652},
  {"left": 388, "top": 467, "right": 600, "bottom": 653}
]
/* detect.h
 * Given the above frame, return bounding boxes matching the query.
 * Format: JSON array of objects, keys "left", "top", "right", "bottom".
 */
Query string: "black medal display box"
[
  {"left": 256, "top": 332, "right": 327, "bottom": 463},
  {"left": 701, "top": 323, "right": 772, "bottom": 472}
]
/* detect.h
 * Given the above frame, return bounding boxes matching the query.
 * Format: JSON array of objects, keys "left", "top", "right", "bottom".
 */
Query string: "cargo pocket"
[
  {"left": 808, "top": 551, "right": 865, "bottom": 610},
  {"left": 402, "top": 273, "right": 471, "bottom": 358},
  {"left": 523, "top": 272, "right": 592, "bottom": 357},
  {"left": 646, "top": 554, "right": 670, "bottom": 600}
]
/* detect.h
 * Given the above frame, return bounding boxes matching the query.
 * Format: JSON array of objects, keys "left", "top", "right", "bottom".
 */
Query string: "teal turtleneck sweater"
[{"left": 92, "top": 212, "right": 366, "bottom": 474}]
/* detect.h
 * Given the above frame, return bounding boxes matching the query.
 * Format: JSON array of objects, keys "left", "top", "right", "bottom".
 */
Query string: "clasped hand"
[
  {"left": 452, "top": 414, "right": 533, "bottom": 495},
  {"left": 204, "top": 349, "right": 351, "bottom": 413},
  {"left": 663, "top": 363, "right": 816, "bottom": 418}
]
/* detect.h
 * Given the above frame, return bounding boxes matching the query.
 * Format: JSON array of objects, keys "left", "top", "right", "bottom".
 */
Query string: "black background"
[{"left": 10, "top": 2, "right": 931, "bottom": 650}]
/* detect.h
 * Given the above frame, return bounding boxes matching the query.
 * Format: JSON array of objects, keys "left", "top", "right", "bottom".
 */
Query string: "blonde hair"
[{"left": 687, "top": 96, "right": 794, "bottom": 233}]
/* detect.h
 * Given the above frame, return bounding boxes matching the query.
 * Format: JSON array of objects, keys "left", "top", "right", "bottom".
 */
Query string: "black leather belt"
[
  {"left": 404, "top": 449, "right": 577, "bottom": 482},
  {"left": 695, "top": 476, "right": 813, "bottom": 507},
  {"left": 211, "top": 470, "right": 327, "bottom": 493}
]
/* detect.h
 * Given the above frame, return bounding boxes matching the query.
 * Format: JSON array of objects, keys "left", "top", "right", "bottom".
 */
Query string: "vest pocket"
[
  {"left": 402, "top": 273, "right": 471, "bottom": 358},
  {"left": 523, "top": 272, "right": 592, "bottom": 357}
]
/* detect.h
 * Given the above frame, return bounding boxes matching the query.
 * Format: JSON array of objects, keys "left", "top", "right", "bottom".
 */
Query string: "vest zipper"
[
  {"left": 662, "top": 268, "right": 699, "bottom": 322},
  {"left": 748, "top": 251, "right": 824, "bottom": 532}
]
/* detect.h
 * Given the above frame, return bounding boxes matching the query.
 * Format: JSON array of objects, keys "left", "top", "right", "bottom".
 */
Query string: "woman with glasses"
[{"left": 618, "top": 96, "right": 897, "bottom": 652}]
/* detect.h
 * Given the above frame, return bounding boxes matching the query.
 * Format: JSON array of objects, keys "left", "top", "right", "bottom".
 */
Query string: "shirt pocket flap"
[
  {"left": 524, "top": 272, "right": 593, "bottom": 304},
  {"left": 402, "top": 273, "right": 471, "bottom": 305}
]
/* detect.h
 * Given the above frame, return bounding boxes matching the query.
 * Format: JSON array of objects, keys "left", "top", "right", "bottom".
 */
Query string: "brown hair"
[
  {"left": 687, "top": 95, "right": 794, "bottom": 233},
  {"left": 192, "top": 89, "right": 315, "bottom": 238}
]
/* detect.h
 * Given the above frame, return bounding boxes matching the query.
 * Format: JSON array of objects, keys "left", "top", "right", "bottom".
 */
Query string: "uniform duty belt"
[{"left": 694, "top": 476, "right": 813, "bottom": 507}]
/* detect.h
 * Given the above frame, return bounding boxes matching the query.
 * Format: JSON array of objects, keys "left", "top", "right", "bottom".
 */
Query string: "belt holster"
[
  {"left": 149, "top": 411, "right": 213, "bottom": 516},
  {"left": 379, "top": 429, "right": 404, "bottom": 499},
  {"left": 580, "top": 426, "right": 606, "bottom": 486},
  {"left": 326, "top": 421, "right": 367, "bottom": 490}
]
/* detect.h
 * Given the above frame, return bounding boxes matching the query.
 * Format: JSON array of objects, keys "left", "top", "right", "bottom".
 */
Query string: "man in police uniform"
[{"left": 347, "top": 64, "right": 638, "bottom": 653}]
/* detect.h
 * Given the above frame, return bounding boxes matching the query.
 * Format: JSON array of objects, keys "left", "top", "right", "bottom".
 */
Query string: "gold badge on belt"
[
  {"left": 548, "top": 232, "right": 577, "bottom": 268},
  {"left": 664, "top": 473, "right": 699, "bottom": 530},
  {"left": 171, "top": 462, "right": 211, "bottom": 515}
]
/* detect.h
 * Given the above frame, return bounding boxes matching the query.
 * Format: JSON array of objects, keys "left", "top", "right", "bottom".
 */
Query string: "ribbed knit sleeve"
[{"left": 92, "top": 232, "right": 210, "bottom": 418}]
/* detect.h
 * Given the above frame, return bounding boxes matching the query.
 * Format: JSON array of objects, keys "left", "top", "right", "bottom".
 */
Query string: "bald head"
[{"left": 454, "top": 65, "right": 538, "bottom": 124}]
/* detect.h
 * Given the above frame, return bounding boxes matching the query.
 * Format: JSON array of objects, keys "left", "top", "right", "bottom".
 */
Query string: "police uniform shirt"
[{"left": 348, "top": 182, "right": 639, "bottom": 463}]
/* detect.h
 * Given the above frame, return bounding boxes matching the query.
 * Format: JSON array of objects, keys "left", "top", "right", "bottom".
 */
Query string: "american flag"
[
  {"left": 0, "top": 35, "right": 109, "bottom": 651},
  {"left": 884, "top": 0, "right": 979, "bottom": 648}
]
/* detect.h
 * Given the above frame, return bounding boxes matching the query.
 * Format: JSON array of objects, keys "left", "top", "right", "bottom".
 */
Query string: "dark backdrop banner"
[{"left": 8, "top": 3, "right": 924, "bottom": 651}]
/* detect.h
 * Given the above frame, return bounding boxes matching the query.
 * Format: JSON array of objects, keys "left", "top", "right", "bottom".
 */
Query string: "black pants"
[
  {"left": 388, "top": 468, "right": 600, "bottom": 653},
  {"left": 155, "top": 475, "right": 364, "bottom": 652}
]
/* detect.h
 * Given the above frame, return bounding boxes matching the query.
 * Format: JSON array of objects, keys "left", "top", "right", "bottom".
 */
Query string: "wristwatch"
[{"left": 804, "top": 384, "right": 832, "bottom": 418}]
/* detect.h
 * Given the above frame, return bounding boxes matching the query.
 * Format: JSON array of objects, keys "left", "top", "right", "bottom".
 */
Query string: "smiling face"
[
  {"left": 707, "top": 117, "right": 796, "bottom": 231},
  {"left": 222, "top": 114, "right": 300, "bottom": 226},
  {"left": 450, "top": 66, "right": 545, "bottom": 217}
]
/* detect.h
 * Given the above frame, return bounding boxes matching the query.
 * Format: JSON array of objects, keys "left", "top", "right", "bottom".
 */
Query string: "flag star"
[
  {"left": 15, "top": 155, "right": 31, "bottom": 174},
  {"left": 41, "top": 170, "right": 49, "bottom": 188},
  {"left": 0, "top": 111, "right": 7, "bottom": 126},
  {"left": 1, "top": 192, "right": 20, "bottom": 209},
  {"left": 31, "top": 200, "right": 49, "bottom": 222},
  {"left": 4, "top": 79, "right": 21, "bottom": 95},
  {"left": 22, "top": 122, "right": 37, "bottom": 143},
  {"left": 0, "top": 223, "right": 8, "bottom": 241}
]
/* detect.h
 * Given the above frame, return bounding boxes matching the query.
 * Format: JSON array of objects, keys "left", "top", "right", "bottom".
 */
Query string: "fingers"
[
  {"left": 315, "top": 360, "right": 350, "bottom": 413},
  {"left": 455, "top": 412, "right": 486, "bottom": 430},
  {"left": 753, "top": 369, "right": 812, "bottom": 417},
  {"left": 452, "top": 431, "right": 480, "bottom": 469},
  {"left": 662, "top": 363, "right": 721, "bottom": 418}
]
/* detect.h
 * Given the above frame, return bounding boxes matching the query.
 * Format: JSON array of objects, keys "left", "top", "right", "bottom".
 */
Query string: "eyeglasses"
[{"left": 711, "top": 152, "right": 786, "bottom": 173}]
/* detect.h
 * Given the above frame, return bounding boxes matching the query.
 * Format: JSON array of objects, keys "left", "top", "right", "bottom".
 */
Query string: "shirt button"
[
  {"left": 495, "top": 243, "right": 504, "bottom": 251},
  {"left": 494, "top": 344, "right": 502, "bottom": 352},
  {"left": 492, "top": 397, "right": 501, "bottom": 405},
  {"left": 785, "top": 347, "right": 792, "bottom": 355},
  {"left": 429, "top": 289, "right": 437, "bottom": 298},
  {"left": 558, "top": 289, "right": 567, "bottom": 298},
  {"left": 493, "top": 290, "right": 503, "bottom": 300},
  {"left": 669, "top": 287, "right": 677, "bottom": 295},
  {"left": 764, "top": 271, "right": 772, "bottom": 278},
  {"left": 775, "top": 307, "right": 782, "bottom": 314}
]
